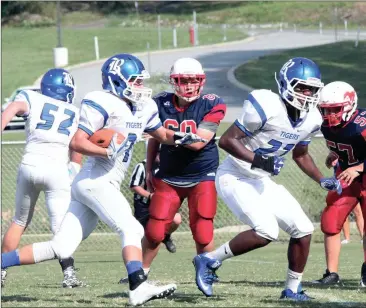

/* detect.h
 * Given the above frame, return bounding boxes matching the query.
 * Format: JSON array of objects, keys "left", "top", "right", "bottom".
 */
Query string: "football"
[{"left": 89, "top": 128, "right": 125, "bottom": 148}]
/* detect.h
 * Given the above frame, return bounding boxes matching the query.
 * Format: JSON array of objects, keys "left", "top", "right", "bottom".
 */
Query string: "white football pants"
[
  {"left": 49, "top": 169, "right": 144, "bottom": 260},
  {"left": 215, "top": 163, "right": 314, "bottom": 241},
  {"left": 13, "top": 162, "right": 71, "bottom": 234}
]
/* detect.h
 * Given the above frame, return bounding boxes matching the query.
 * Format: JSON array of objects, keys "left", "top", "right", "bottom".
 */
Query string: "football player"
[
  {"left": 313, "top": 81, "right": 366, "bottom": 287},
  {"left": 141, "top": 58, "right": 226, "bottom": 279},
  {"left": 1, "top": 54, "right": 206, "bottom": 306},
  {"left": 1, "top": 69, "right": 83, "bottom": 288},
  {"left": 193, "top": 57, "right": 342, "bottom": 301}
]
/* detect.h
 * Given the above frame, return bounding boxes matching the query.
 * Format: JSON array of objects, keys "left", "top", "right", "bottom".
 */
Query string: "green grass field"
[
  {"left": 1, "top": 26, "right": 246, "bottom": 104},
  {"left": 2, "top": 243, "right": 365, "bottom": 307},
  {"left": 234, "top": 41, "right": 366, "bottom": 107}
]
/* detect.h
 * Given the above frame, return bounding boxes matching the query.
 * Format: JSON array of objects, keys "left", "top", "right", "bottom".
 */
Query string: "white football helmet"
[
  {"left": 169, "top": 58, "right": 206, "bottom": 102},
  {"left": 318, "top": 81, "right": 358, "bottom": 127}
]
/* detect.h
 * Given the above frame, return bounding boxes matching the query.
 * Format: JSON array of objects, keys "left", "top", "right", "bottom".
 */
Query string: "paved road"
[{"left": 64, "top": 30, "right": 363, "bottom": 122}]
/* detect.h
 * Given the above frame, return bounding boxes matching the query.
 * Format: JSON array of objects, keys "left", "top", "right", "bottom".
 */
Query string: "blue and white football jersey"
[
  {"left": 15, "top": 90, "right": 80, "bottom": 165},
  {"left": 78, "top": 90, "right": 162, "bottom": 186},
  {"left": 225, "top": 89, "right": 322, "bottom": 178}
]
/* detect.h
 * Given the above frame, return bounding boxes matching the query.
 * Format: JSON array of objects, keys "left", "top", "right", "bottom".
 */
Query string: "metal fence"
[{"left": 0, "top": 137, "right": 362, "bottom": 252}]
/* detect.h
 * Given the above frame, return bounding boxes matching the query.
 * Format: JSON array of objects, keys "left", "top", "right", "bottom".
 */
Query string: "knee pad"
[
  {"left": 145, "top": 218, "right": 168, "bottom": 244},
  {"left": 254, "top": 221, "right": 279, "bottom": 241},
  {"left": 289, "top": 218, "right": 314, "bottom": 238},
  {"left": 191, "top": 218, "right": 213, "bottom": 245},
  {"left": 120, "top": 218, "right": 144, "bottom": 249},
  {"left": 50, "top": 237, "right": 74, "bottom": 260},
  {"left": 321, "top": 199, "right": 356, "bottom": 235}
]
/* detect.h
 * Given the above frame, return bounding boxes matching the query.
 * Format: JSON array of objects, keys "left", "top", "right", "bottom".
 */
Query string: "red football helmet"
[
  {"left": 318, "top": 81, "right": 358, "bottom": 127},
  {"left": 169, "top": 58, "right": 206, "bottom": 102}
]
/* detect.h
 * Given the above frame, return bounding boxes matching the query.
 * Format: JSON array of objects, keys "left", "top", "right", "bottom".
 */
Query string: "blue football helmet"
[
  {"left": 275, "top": 57, "right": 324, "bottom": 111},
  {"left": 41, "top": 68, "right": 75, "bottom": 104},
  {"left": 101, "top": 53, "right": 152, "bottom": 105}
]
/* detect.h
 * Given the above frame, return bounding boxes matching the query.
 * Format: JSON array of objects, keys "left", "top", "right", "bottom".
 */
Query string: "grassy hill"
[{"left": 235, "top": 41, "right": 366, "bottom": 107}]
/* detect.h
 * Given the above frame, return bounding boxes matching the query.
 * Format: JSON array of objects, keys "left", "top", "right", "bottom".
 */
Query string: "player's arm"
[
  {"left": 1, "top": 95, "right": 30, "bottom": 131},
  {"left": 218, "top": 123, "right": 255, "bottom": 162},
  {"left": 184, "top": 100, "right": 227, "bottom": 151},
  {"left": 145, "top": 138, "right": 160, "bottom": 191},
  {"left": 70, "top": 129, "right": 109, "bottom": 157},
  {"left": 292, "top": 144, "right": 323, "bottom": 183}
]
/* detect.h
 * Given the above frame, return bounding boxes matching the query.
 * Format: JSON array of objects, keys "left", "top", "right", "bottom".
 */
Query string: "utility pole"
[{"left": 56, "top": 1, "right": 62, "bottom": 47}]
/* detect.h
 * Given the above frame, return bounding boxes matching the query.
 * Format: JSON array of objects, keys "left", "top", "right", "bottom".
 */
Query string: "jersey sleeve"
[
  {"left": 199, "top": 95, "right": 226, "bottom": 133},
  {"left": 298, "top": 110, "right": 322, "bottom": 146},
  {"left": 78, "top": 99, "right": 109, "bottom": 136},
  {"left": 234, "top": 92, "right": 267, "bottom": 137},
  {"left": 13, "top": 90, "right": 31, "bottom": 116},
  {"left": 144, "top": 101, "right": 162, "bottom": 132}
]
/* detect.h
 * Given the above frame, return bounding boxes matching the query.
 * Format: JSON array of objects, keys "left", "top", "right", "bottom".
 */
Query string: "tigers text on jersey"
[
  {"left": 78, "top": 91, "right": 162, "bottom": 186},
  {"left": 321, "top": 108, "right": 366, "bottom": 171},
  {"left": 15, "top": 90, "right": 79, "bottom": 165},
  {"left": 153, "top": 91, "right": 226, "bottom": 184},
  {"left": 226, "top": 89, "right": 322, "bottom": 179}
]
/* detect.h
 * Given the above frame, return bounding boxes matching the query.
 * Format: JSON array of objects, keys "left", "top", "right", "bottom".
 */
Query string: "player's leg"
[
  {"left": 44, "top": 167, "right": 84, "bottom": 288},
  {"left": 162, "top": 212, "right": 182, "bottom": 253},
  {"left": 267, "top": 182, "right": 314, "bottom": 300},
  {"left": 2, "top": 164, "right": 40, "bottom": 253},
  {"left": 143, "top": 178, "right": 183, "bottom": 271},
  {"left": 353, "top": 203, "right": 364, "bottom": 240},
  {"left": 74, "top": 177, "right": 176, "bottom": 305},
  {"left": 360, "top": 186, "right": 366, "bottom": 287},
  {"left": 187, "top": 181, "right": 217, "bottom": 254},
  {"left": 316, "top": 187, "right": 359, "bottom": 285},
  {"left": 194, "top": 171, "right": 278, "bottom": 297},
  {"left": 341, "top": 216, "right": 351, "bottom": 244},
  {"left": 1, "top": 164, "right": 40, "bottom": 286},
  {"left": 1, "top": 199, "right": 98, "bottom": 273}
]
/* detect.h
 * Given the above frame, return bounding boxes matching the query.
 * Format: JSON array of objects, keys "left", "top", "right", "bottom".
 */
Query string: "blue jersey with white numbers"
[
  {"left": 321, "top": 108, "right": 366, "bottom": 171},
  {"left": 153, "top": 92, "right": 226, "bottom": 184}
]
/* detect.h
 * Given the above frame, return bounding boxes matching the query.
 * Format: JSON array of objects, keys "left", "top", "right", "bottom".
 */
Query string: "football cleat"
[
  {"left": 280, "top": 289, "right": 313, "bottom": 301},
  {"left": 162, "top": 234, "right": 177, "bottom": 253},
  {"left": 62, "top": 266, "right": 84, "bottom": 288},
  {"left": 1, "top": 269, "right": 7, "bottom": 287},
  {"left": 360, "top": 262, "right": 366, "bottom": 287},
  {"left": 312, "top": 269, "right": 341, "bottom": 285},
  {"left": 128, "top": 281, "right": 177, "bottom": 306},
  {"left": 193, "top": 253, "right": 222, "bottom": 297}
]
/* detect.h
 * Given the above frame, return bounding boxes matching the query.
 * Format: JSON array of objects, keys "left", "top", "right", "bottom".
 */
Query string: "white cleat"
[
  {"left": 1, "top": 269, "right": 7, "bottom": 287},
  {"left": 128, "top": 281, "right": 177, "bottom": 306},
  {"left": 341, "top": 239, "right": 350, "bottom": 245}
]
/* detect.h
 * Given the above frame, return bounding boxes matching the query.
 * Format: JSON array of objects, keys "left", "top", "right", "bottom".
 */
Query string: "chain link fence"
[{"left": 0, "top": 137, "right": 361, "bottom": 252}]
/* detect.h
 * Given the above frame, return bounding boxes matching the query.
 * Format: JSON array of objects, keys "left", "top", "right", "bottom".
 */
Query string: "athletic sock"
[
  {"left": 2, "top": 250, "right": 21, "bottom": 269},
  {"left": 285, "top": 268, "right": 303, "bottom": 293},
  {"left": 206, "top": 242, "right": 234, "bottom": 262}
]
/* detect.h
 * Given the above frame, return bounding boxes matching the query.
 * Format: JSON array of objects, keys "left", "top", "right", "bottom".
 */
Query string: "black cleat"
[
  {"left": 361, "top": 262, "right": 366, "bottom": 287},
  {"left": 162, "top": 234, "right": 176, "bottom": 253},
  {"left": 312, "top": 269, "right": 341, "bottom": 285}
]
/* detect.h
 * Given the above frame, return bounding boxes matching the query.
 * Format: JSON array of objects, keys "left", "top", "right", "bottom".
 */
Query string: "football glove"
[
  {"left": 320, "top": 177, "right": 342, "bottom": 195},
  {"left": 251, "top": 154, "right": 285, "bottom": 176},
  {"left": 106, "top": 133, "right": 130, "bottom": 160},
  {"left": 173, "top": 132, "right": 208, "bottom": 145}
]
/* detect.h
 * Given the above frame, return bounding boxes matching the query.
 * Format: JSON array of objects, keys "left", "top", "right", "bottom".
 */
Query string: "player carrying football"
[
  {"left": 141, "top": 58, "right": 226, "bottom": 278},
  {"left": 314, "top": 81, "right": 366, "bottom": 287},
  {"left": 1, "top": 53, "right": 206, "bottom": 306},
  {"left": 193, "top": 57, "right": 342, "bottom": 301}
]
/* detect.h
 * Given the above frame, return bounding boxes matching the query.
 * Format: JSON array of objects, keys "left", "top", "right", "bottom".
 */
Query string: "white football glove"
[
  {"left": 106, "top": 133, "right": 129, "bottom": 160},
  {"left": 174, "top": 132, "right": 208, "bottom": 145},
  {"left": 68, "top": 162, "right": 81, "bottom": 184}
]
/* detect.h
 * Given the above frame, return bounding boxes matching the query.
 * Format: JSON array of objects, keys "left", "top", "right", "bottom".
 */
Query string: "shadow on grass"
[
  {"left": 1, "top": 295, "right": 38, "bottom": 302},
  {"left": 217, "top": 279, "right": 363, "bottom": 291},
  {"left": 260, "top": 298, "right": 366, "bottom": 308}
]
